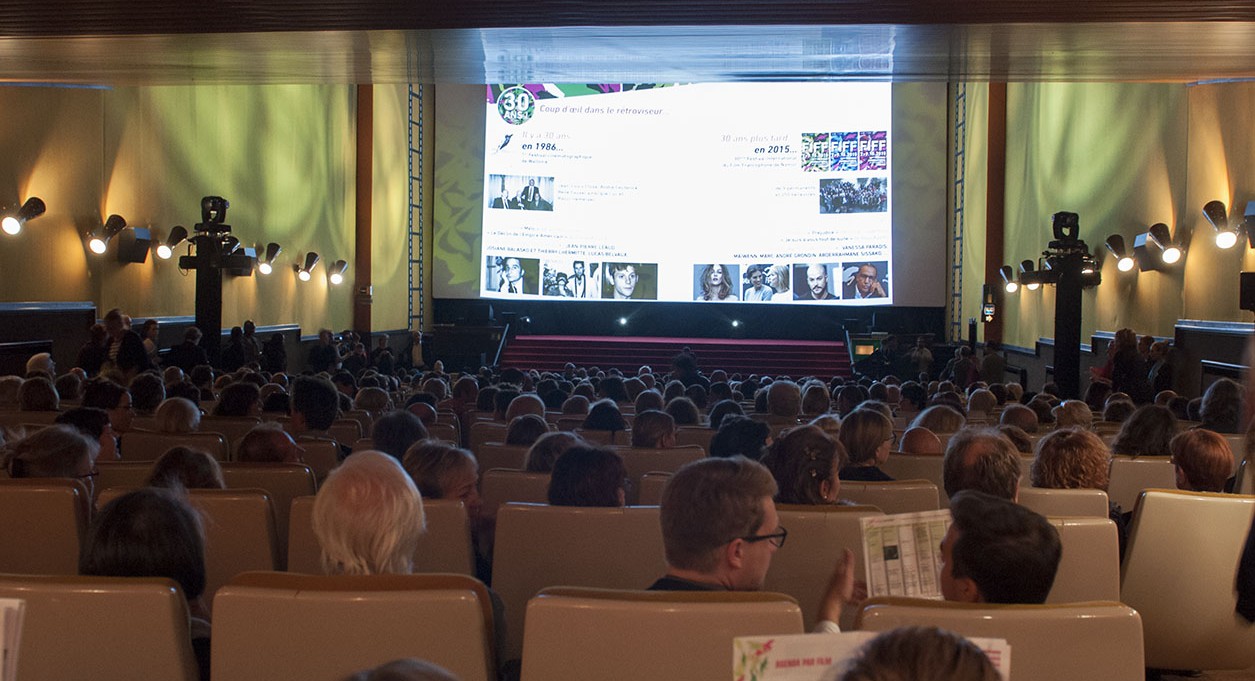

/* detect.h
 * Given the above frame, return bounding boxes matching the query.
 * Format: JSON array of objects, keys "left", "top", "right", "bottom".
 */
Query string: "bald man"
[{"left": 899, "top": 427, "right": 943, "bottom": 455}]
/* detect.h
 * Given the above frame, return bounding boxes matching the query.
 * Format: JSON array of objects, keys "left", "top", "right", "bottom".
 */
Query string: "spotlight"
[
  {"left": 296, "top": 252, "right": 319, "bottom": 282},
  {"left": 1019, "top": 260, "right": 1042, "bottom": 290},
  {"left": 88, "top": 214, "right": 126, "bottom": 255},
  {"left": 731, "top": 320, "right": 741, "bottom": 328},
  {"left": 1148, "top": 223, "right": 1181, "bottom": 264},
  {"left": 1104, "top": 235, "right": 1135, "bottom": 272},
  {"left": 2, "top": 197, "right": 45, "bottom": 236},
  {"left": 156, "top": 225, "right": 188, "bottom": 260},
  {"left": 1203, "top": 200, "right": 1238, "bottom": 249},
  {"left": 257, "top": 242, "right": 281, "bottom": 275},
  {"left": 328, "top": 259, "right": 348, "bottom": 285},
  {"left": 618, "top": 317, "right": 627, "bottom": 326},
  {"left": 1051, "top": 211, "right": 1080, "bottom": 243},
  {"left": 999, "top": 265, "right": 1018, "bottom": 293}
]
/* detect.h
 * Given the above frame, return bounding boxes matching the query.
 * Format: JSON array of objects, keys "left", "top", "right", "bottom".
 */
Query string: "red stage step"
[{"left": 498, "top": 335, "right": 851, "bottom": 380}]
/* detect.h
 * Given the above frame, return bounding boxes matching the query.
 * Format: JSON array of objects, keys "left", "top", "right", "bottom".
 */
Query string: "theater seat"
[
  {"left": 187, "top": 488, "right": 280, "bottom": 607},
  {"left": 856, "top": 597, "right": 1144, "bottom": 681},
  {"left": 839, "top": 479, "right": 940, "bottom": 514},
  {"left": 611, "top": 445, "right": 704, "bottom": 504},
  {"left": 476, "top": 442, "right": 531, "bottom": 473},
  {"left": 1106, "top": 456, "right": 1176, "bottom": 511},
  {"left": 0, "top": 478, "right": 89, "bottom": 575},
  {"left": 119, "top": 430, "right": 229, "bottom": 462},
  {"left": 877, "top": 453, "right": 947, "bottom": 506},
  {"left": 480, "top": 468, "right": 551, "bottom": 521},
  {"left": 1120, "top": 489, "right": 1255, "bottom": 670},
  {"left": 427, "top": 421, "right": 460, "bottom": 444},
  {"left": 521, "top": 587, "right": 804, "bottom": 681},
  {"left": 212, "top": 572, "right": 495, "bottom": 681},
  {"left": 1045, "top": 516, "right": 1120, "bottom": 603},
  {"left": 219, "top": 461, "right": 317, "bottom": 568},
  {"left": 1018, "top": 487, "right": 1110, "bottom": 517},
  {"left": 636, "top": 471, "right": 672, "bottom": 505},
  {"left": 0, "top": 574, "right": 199, "bottom": 681}
]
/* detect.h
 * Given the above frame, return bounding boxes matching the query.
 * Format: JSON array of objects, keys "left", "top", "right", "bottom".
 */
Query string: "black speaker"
[
  {"left": 116, "top": 227, "right": 152, "bottom": 263},
  {"left": 1241, "top": 272, "right": 1255, "bottom": 312}
]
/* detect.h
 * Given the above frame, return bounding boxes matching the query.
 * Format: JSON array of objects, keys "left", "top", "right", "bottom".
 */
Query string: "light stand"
[
  {"left": 177, "top": 196, "right": 256, "bottom": 364},
  {"left": 1038, "top": 212, "right": 1101, "bottom": 400}
]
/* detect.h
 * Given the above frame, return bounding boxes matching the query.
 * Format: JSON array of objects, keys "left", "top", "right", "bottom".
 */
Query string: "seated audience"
[
  {"left": 1169, "top": 429, "right": 1234, "bottom": 493},
  {"left": 214, "top": 382, "right": 262, "bottom": 418},
  {"left": 1102, "top": 398, "right": 1136, "bottom": 423},
  {"left": 998, "top": 403, "right": 1038, "bottom": 433},
  {"left": 55, "top": 372, "right": 84, "bottom": 402},
  {"left": 155, "top": 397, "right": 202, "bottom": 434},
  {"left": 1200, "top": 377, "right": 1243, "bottom": 434},
  {"left": 505, "top": 414, "right": 549, "bottom": 447},
  {"left": 1051, "top": 399, "right": 1093, "bottom": 429},
  {"left": 941, "top": 428, "right": 1021, "bottom": 501},
  {"left": 82, "top": 378, "right": 135, "bottom": 433},
  {"left": 2, "top": 424, "right": 99, "bottom": 495},
  {"left": 524, "top": 432, "right": 583, "bottom": 473},
  {"left": 313, "top": 451, "right": 425, "bottom": 575},
  {"left": 80, "top": 487, "right": 211, "bottom": 681},
  {"left": 1030, "top": 428, "right": 1110, "bottom": 493},
  {"left": 630, "top": 410, "right": 677, "bottom": 449},
  {"left": 664, "top": 396, "right": 701, "bottom": 426},
  {"left": 996, "top": 425, "right": 1034, "bottom": 454},
  {"left": 547, "top": 446, "right": 627, "bottom": 507},
  {"left": 402, "top": 441, "right": 481, "bottom": 525},
  {"left": 909, "top": 404, "right": 965, "bottom": 434},
  {"left": 633, "top": 389, "right": 665, "bottom": 414},
  {"left": 146, "top": 446, "right": 225, "bottom": 489},
  {"left": 941, "top": 490, "right": 1061, "bottom": 604},
  {"left": 766, "top": 380, "right": 802, "bottom": 423},
  {"left": 801, "top": 383, "right": 831, "bottom": 416},
  {"left": 504, "top": 394, "right": 545, "bottom": 422},
  {"left": 761, "top": 425, "right": 846, "bottom": 505},
  {"left": 706, "top": 398, "right": 744, "bottom": 430},
  {"left": 838, "top": 408, "right": 895, "bottom": 481},
  {"left": 354, "top": 386, "right": 392, "bottom": 414},
  {"left": 368, "top": 410, "right": 429, "bottom": 461},
  {"left": 837, "top": 626, "right": 999, "bottom": 681},
  {"left": 235, "top": 423, "right": 306, "bottom": 464},
  {"left": 709, "top": 415, "right": 771, "bottom": 460},
  {"left": 17, "top": 376, "right": 59, "bottom": 412},
  {"left": 55, "top": 406, "right": 118, "bottom": 461},
  {"left": 1109, "top": 404, "right": 1176, "bottom": 457},
  {"left": 582, "top": 399, "right": 627, "bottom": 432},
  {"left": 128, "top": 373, "right": 166, "bottom": 415},
  {"left": 899, "top": 426, "right": 942, "bottom": 455}
]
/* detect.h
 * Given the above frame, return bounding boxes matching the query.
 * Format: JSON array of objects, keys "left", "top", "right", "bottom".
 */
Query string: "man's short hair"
[
  {"left": 1170, "top": 428, "right": 1234, "bottom": 493},
  {"left": 942, "top": 427, "right": 1022, "bottom": 500},
  {"left": 949, "top": 490, "right": 1061, "bottom": 604},
  {"left": 660, "top": 456, "right": 776, "bottom": 573},
  {"left": 235, "top": 423, "right": 293, "bottom": 463},
  {"left": 837, "top": 626, "right": 999, "bottom": 681},
  {"left": 631, "top": 410, "right": 676, "bottom": 448},
  {"left": 291, "top": 375, "right": 340, "bottom": 430},
  {"left": 999, "top": 403, "right": 1039, "bottom": 434},
  {"left": 766, "top": 380, "right": 801, "bottom": 418}
]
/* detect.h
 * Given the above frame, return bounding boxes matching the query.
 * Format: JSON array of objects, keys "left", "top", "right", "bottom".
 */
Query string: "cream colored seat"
[
  {"left": 469, "top": 420, "right": 508, "bottom": 454},
  {"left": 1120, "top": 489, "right": 1255, "bottom": 670},
  {"left": 188, "top": 488, "right": 280, "bottom": 605},
  {"left": 1019, "top": 486, "right": 1110, "bottom": 517},
  {"left": 856, "top": 597, "right": 1144, "bottom": 681},
  {"left": 878, "top": 453, "right": 947, "bottom": 505},
  {"left": 521, "top": 587, "right": 804, "bottom": 681},
  {"left": 574, "top": 427, "right": 628, "bottom": 445},
  {"left": 0, "top": 409, "right": 60, "bottom": 431},
  {"left": 426, "top": 421, "right": 460, "bottom": 444},
  {"left": 95, "top": 460, "right": 157, "bottom": 501},
  {"left": 555, "top": 416, "right": 582, "bottom": 432},
  {"left": 1234, "top": 457, "right": 1252, "bottom": 494},
  {"left": 287, "top": 496, "right": 474, "bottom": 576},
  {"left": 839, "top": 479, "right": 940, "bottom": 514},
  {"left": 766, "top": 504, "right": 883, "bottom": 631},
  {"left": 198, "top": 415, "right": 262, "bottom": 449},
  {"left": 120, "top": 430, "right": 229, "bottom": 462},
  {"left": 329, "top": 418, "right": 364, "bottom": 445},
  {"left": 1107, "top": 456, "right": 1176, "bottom": 510},
  {"left": 477, "top": 442, "right": 531, "bottom": 472},
  {"left": 0, "top": 574, "right": 199, "bottom": 681},
  {"left": 493, "top": 503, "right": 666, "bottom": 661},
  {"left": 1045, "top": 516, "right": 1120, "bottom": 603},
  {"left": 637, "top": 471, "right": 672, "bottom": 505},
  {"left": 674, "top": 426, "right": 715, "bottom": 450},
  {"left": 0, "top": 478, "right": 89, "bottom": 575},
  {"left": 342, "top": 409, "right": 374, "bottom": 437},
  {"left": 611, "top": 445, "right": 704, "bottom": 504},
  {"left": 480, "top": 468, "right": 551, "bottom": 521},
  {"left": 220, "top": 461, "right": 317, "bottom": 568},
  {"left": 297, "top": 437, "right": 343, "bottom": 483},
  {"left": 212, "top": 572, "right": 496, "bottom": 681}
]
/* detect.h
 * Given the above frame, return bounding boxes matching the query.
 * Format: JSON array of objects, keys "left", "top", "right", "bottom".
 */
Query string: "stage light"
[
  {"left": 257, "top": 242, "right": 281, "bottom": 275},
  {"left": 731, "top": 320, "right": 741, "bottom": 328},
  {"left": 2, "top": 197, "right": 45, "bottom": 236},
  {"left": 999, "top": 265, "right": 1018, "bottom": 293},
  {"left": 116, "top": 227, "right": 152, "bottom": 264},
  {"left": 618, "top": 317, "right": 627, "bottom": 326},
  {"left": 1104, "top": 235, "right": 1135, "bottom": 272},
  {"left": 156, "top": 225, "right": 188, "bottom": 260},
  {"left": 296, "top": 252, "right": 319, "bottom": 282},
  {"left": 87, "top": 214, "right": 126, "bottom": 255},
  {"left": 221, "top": 235, "right": 241, "bottom": 255},
  {"left": 1203, "top": 200, "right": 1238, "bottom": 249},
  {"left": 1148, "top": 223, "right": 1181, "bottom": 264},
  {"left": 1051, "top": 211, "right": 1080, "bottom": 243},
  {"left": 1016, "top": 260, "right": 1040, "bottom": 290},
  {"left": 328, "top": 259, "right": 348, "bottom": 285}
]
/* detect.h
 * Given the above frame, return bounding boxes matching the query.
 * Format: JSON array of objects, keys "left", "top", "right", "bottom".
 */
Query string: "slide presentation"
[{"left": 479, "top": 83, "right": 894, "bottom": 305}]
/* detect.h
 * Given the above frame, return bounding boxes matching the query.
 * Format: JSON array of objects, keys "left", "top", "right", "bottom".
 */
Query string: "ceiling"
[{"left": 1, "top": 2, "right": 1254, "bottom": 85}]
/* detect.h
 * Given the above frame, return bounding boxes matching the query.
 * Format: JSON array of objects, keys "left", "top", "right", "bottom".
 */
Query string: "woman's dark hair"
[
  {"left": 128, "top": 373, "right": 166, "bottom": 414},
  {"left": 506, "top": 414, "right": 550, "bottom": 446},
  {"left": 1110, "top": 404, "right": 1178, "bottom": 457},
  {"left": 475, "top": 386, "right": 499, "bottom": 412},
  {"left": 146, "top": 446, "right": 225, "bottom": 489},
  {"left": 762, "top": 425, "right": 845, "bottom": 505},
  {"left": 706, "top": 399, "right": 744, "bottom": 430},
  {"left": 665, "top": 396, "right": 701, "bottom": 426},
  {"left": 547, "top": 446, "right": 627, "bottom": 507},
  {"left": 82, "top": 378, "right": 128, "bottom": 410},
  {"left": 80, "top": 487, "right": 207, "bottom": 600},
  {"left": 582, "top": 399, "right": 626, "bottom": 432},
  {"left": 371, "top": 410, "right": 430, "bottom": 460},
  {"left": 709, "top": 415, "right": 771, "bottom": 460},
  {"left": 55, "top": 407, "right": 111, "bottom": 440},
  {"left": 214, "top": 382, "right": 261, "bottom": 417},
  {"left": 597, "top": 376, "right": 629, "bottom": 404}
]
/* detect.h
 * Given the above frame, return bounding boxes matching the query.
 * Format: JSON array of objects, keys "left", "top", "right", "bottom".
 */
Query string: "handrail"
[{"left": 492, "top": 322, "right": 511, "bottom": 368}]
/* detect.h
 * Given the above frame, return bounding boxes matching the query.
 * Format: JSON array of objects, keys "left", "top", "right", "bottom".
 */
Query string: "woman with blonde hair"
[
  {"left": 155, "top": 397, "right": 202, "bottom": 434},
  {"left": 838, "top": 408, "right": 895, "bottom": 481},
  {"left": 1030, "top": 428, "right": 1110, "bottom": 491},
  {"left": 766, "top": 264, "right": 791, "bottom": 298}
]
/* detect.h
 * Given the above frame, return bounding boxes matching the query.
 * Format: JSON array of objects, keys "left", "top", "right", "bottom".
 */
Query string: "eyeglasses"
[{"left": 741, "top": 526, "right": 788, "bottom": 549}]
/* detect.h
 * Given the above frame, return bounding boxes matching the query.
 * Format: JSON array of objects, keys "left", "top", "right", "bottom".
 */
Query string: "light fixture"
[
  {"left": 618, "top": 317, "right": 627, "bottom": 326},
  {"left": 328, "top": 259, "right": 348, "bottom": 285},
  {"left": 1148, "top": 223, "right": 1181, "bottom": 264},
  {"left": 1104, "top": 235, "right": 1135, "bottom": 272},
  {"left": 156, "top": 225, "right": 188, "bottom": 260},
  {"left": 222, "top": 235, "right": 241, "bottom": 255},
  {"left": 1019, "top": 260, "right": 1042, "bottom": 290},
  {"left": 116, "top": 227, "right": 152, "bottom": 264},
  {"left": 1203, "top": 200, "right": 1238, "bottom": 249},
  {"left": 731, "top": 320, "right": 740, "bottom": 328},
  {"left": 88, "top": 214, "right": 127, "bottom": 255},
  {"left": 296, "top": 252, "right": 319, "bottom": 281},
  {"left": 999, "top": 265, "right": 1018, "bottom": 293},
  {"left": 2, "top": 197, "right": 45, "bottom": 236},
  {"left": 257, "top": 242, "right": 281, "bottom": 275}
]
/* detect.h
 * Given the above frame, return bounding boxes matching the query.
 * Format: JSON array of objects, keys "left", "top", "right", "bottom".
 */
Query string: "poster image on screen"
[{"left": 481, "top": 82, "right": 893, "bottom": 305}]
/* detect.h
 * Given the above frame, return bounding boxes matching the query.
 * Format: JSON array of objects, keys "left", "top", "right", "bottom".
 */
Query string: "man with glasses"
[{"left": 649, "top": 456, "right": 861, "bottom": 632}]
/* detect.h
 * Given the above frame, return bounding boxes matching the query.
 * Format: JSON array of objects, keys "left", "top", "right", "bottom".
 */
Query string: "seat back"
[
  {"left": 1018, "top": 487, "right": 1110, "bottom": 517},
  {"left": 0, "top": 574, "right": 198, "bottom": 681},
  {"left": 95, "top": 460, "right": 157, "bottom": 501},
  {"left": 1107, "top": 456, "right": 1176, "bottom": 510},
  {"left": 839, "top": 479, "right": 940, "bottom": 514},
  {"left": 469, "top": 421, "right": 507, "bottom": 454},
  {"left": 521, "top": 587, "right": 804, "bottom": 681},
  {"left": 120, "top": 430, "right": 229, "bottom": 462},
  {"left": 1045, "top": 516, "right": 1120, "bottom": 603},
  {"left": 198, "top": 415, "right": 262, "bottom": 450},
  {"left": 1120, "top": 490, "right": 1255, "bottom": 670},
  {"left": 0, "top": 478, "right": 89, "bottom": 574},
  {"left": 574, "top": 428, "right": 628, "bottom": 446},
  {"left": 220, "top": 462, "right": 317, "bottom": 568},
  {"left": 480, "top": 468, "right": 551, "bottom": 521},
  {"left": 329, "top": 419, "right": 364, "bottom": 446},
  {"left": 287, "top": 497, "right": 474, "bottom": 576},
  {"left": 612, "top": 446, "right": 704, "bottom": 504},
  {"left": 188, "top": 488, "right": 279, "bottom": 604},
  {"left": 427, "top": 421, "right": 460, "bottom": 444},
  {"left": 1233, "top": 457, "right": 1252, "bottom": 494},
  {"left": 212, "top": 572, "right": 495, "bottom": 681},
  {"left": 476, "top": 442, "right": 531, "bottom": 473},
  {"left": 674, "top": 426, "right": 714, "bottom": 451},
  {"left": 766, "top": 504, "right": 884, "bottom": 631},
  {"left": 297, "top": 438, "right": 343, "bottom": 483},
  {"left": 856, "top": 597, "right": 1144, "bottom": 681},
  {"left": 637, "top": 471, "right": 672, "bottom": 505},
  {"left": 493, "top": 503, "right": 666, "bottom": 661},
  {"left": 877, "top": 453, "right": 947, "bottom": 505}
]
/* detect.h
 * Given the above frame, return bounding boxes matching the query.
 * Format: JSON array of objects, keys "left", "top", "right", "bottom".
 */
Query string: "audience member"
[
  {"left": 998, "top": 403, "right": 1038, "bottom": 433},
  {"left": 313, "top": 451, "right": 425, "bottom": 575},
  {"left": 525, "top": 432, "right": 583, "bottom": 473},
  {"left": 146, "top": 446, "right": 225, "bottom": 489},
  {"left": 941, "top": 428, "right": 1021, "bottom": 501},
  {"left": 836, "top": 626, "right": 999, "bottom": 681},
  {"left": 706, "top": 399, "right": 744, "bottom": 430},
  {"left": 996, "top": 425, "right": 1034, "bottom": 454},
  {"left": 55, "top": 406, "right": 118, "bottom": 461},
  {"left": 214, "top": 381, "right": 262, "bottom": 418},
  {"left": 838, "top": 408, "right": 895, "bottom": 481},
  {"left": 2, "top": 424, "right": 99, "bottom": 495},
  {"left": 630, "top": 410, "right": 677, "bottom": 449},
  {"left": 1051, "top": 399, "right": 1092, "bottom": 429},
  {"left": 709, "top": 416, "right": 771, "bottom": 460},
  {"left": 762, "top": 425, "right": 846, "bottom": 505},
  {"left": 17, "top": 376, "right": 58, "bottom": 411},
  {"left": 505, "top": 414, "right": 549, "bottom": 446},
  {"left": 371, "top": 410, "right": 429, "bottom": 461},
  {"left": 899, "top": 426, "right": 942, "bottom": 455},
  {"left": 82, "top": 378, "right": 135, "bottom": 433},
  {"left": 128, "top": 373, "right": 165, "bottom": 415},
  {"left": 547, "top": 446, "right": 627, "bottom": 507},
  {"left": 1169, "top": 429, "right": 1234, "bottom": 493},
  {"left": 235, "top": 423, "right": 306, "bottom": 464},
  {"left": 940, "top": 490, "right": 1061, "bottom": 604},
  {"left": 1110, "top": 404, "right": 1176, "bottom": 457},
  {"left": 664, "top": 396, "right": 701, "bottom": 426},
  {"left": 1200, "top": 378, "right": 1243, "bottom": 434},
  {"left": 766, "top": 380, "right": 802, "bottom": 423},
  {"left": 342, "top": 659, "right": 459, "bottom": 681},
  {"left": 910, "top": 405, "right": 965, "bottom": 434}
]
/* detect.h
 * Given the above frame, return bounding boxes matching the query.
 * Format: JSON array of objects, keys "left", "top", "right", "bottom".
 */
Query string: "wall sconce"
[
  {"left": 2, "top": 197, "right": 46, "bottom": 236},
  {"left": 1104, "top": 235, "right": 1136, "bottom": 272},
  {"left": 1133, "top": 223, "right": 1180, "bottom": 270},
  {"left": 328, "top": 259, "right": 349, "bottom": 286},
  {"left": 155, "top": 225, "right": 189, "bottom": 260},
  {"left": 999, "top": 265, "right": 1018, "bottom": 293},
  {"left": 257, "top": 243, "right": 282, "bottom": 275},
  {"left": 87, "top": 214, "right": 127, "bottom": 254},
  {"left": 1016, "top": 260, "right": 1040, "bottom": 290},
  {"left": 296, "top": 252, "right": 320, "bottom": 281},
  {"left": 1203, "top": 200, "right": 1238, "bottom": 249}
]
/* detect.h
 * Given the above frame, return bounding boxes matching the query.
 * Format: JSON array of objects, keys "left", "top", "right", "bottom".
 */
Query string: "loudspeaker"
[
  {"left": 1241, "top": 272, "right": 1255, "bottom": 312},
  {"left": 116, "top": 227, "right": 152, "bottom": 264}
]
